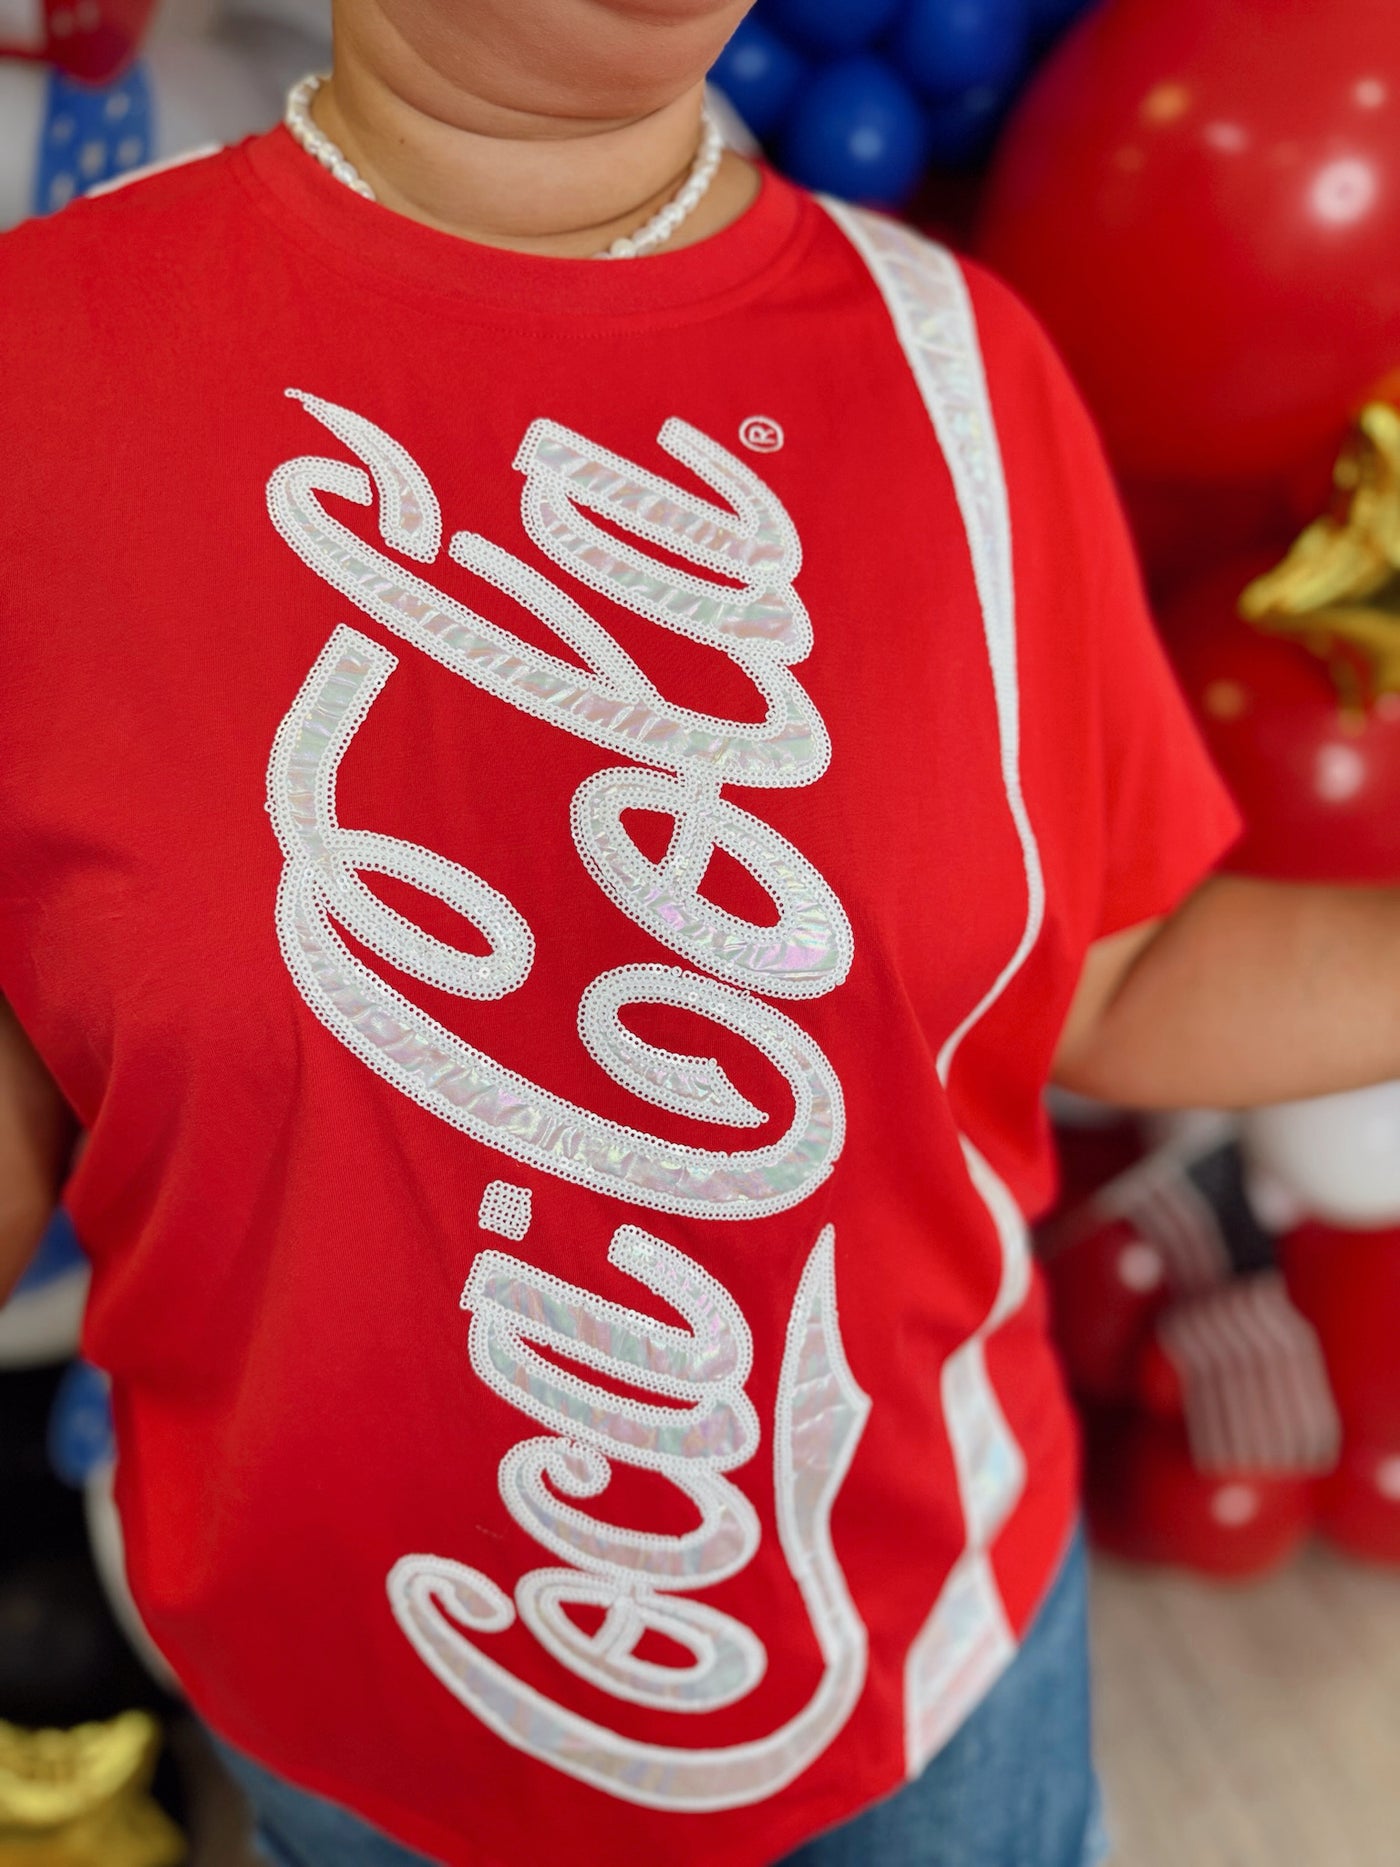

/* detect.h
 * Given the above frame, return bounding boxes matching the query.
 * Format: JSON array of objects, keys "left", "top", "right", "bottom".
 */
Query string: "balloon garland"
[{"left": 710, "top": 0, "right": 1099, "bottom": 203}]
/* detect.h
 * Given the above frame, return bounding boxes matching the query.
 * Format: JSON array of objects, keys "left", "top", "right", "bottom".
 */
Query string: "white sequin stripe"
[
  {"left": 899, "top": 1548, "right": 1014, "bottom": 1771},
  {"left": 820, "top": 203, "right": 1042, "bottom": 1775},
  {"left": 387, "top": 1225, "right": 872, "bottom": 1811},
  {"left": 269, "top": 394, "right": 831, "bottom": 790},
  {"left": 465, "top": 1318, "right": 756, "bottom": 1470},
  {"left": 572, "top": 767, "right": 854, "bottom": 1000},
  {"left": 268, "top": 633, "right": 846, "bottom": 1219},
  {"left": 523, "top": 479, "right": 807, "bottom": 655},
  {"left": 293, "top": 392, "right": 442, "bottom": 564},
  {"left": 447, "top": 524, "right": 825, "bottom": 787},
  {"left": 819, "top": 213, "right": 1045, "bottom": 1072}
]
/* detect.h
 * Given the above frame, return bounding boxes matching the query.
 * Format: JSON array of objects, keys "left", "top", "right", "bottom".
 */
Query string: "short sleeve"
[
  {"left": 963, "top": 260, "right": 1241, "bottom": 947},
  {"left": 1071, "top": 435, "right": 1243, "bottom": 939}
]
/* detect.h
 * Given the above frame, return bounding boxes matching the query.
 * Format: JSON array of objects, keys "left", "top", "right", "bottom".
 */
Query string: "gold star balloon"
[
  {"left": 0, "top": 1712, "right": 185, "bottom": 1867},
  {"left": 1242, "top": 397, "right": 1400, "bottom": 706}
]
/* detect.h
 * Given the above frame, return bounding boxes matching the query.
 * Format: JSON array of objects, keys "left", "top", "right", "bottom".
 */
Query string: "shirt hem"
[{"left": 157, "top": 1481, "right": 1080, "bottom": 1867}]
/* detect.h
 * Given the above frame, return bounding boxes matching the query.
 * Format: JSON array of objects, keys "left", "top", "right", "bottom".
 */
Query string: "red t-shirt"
[{"left": 0, "top": 133, "right": 1237, "bottom": 1866}]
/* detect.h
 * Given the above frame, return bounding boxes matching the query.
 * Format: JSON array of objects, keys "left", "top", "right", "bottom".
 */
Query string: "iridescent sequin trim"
[
  {"left": 819, "top": 202, "right": 1043, "bottom": 1778},
  {"left": 388, "top": 1227, "right": 872, "bottom": 1810}
]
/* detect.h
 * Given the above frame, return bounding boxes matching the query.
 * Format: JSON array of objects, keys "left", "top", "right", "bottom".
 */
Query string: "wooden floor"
[
  {"left": 181, "top": 1547, "right": 1400, "bottom": 1866},
  {"left": 1091, "top": 1547, "right": 1400, "bottom": 1867}
]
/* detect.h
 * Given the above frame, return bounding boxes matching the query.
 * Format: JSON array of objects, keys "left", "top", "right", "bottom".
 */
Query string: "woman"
[{"left": 1, "top": 3, "right": 1395, "bottom": 1861}]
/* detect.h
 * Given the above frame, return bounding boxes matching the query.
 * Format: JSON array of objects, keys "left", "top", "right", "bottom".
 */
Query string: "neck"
[{"left": 312, "top": 28, "right": 758, "bottom": 257}]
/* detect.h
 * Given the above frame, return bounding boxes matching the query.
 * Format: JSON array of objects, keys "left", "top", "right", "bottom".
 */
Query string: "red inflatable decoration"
[
  {"left": 1086, "top": 1412, "right": 1316, "bottom": 1580},
  {"left": 0, "top": 0, "right": 157, "bottom": 83},
  {"left": 979, "top": 0, "right": 1400, "bottom": 496}
]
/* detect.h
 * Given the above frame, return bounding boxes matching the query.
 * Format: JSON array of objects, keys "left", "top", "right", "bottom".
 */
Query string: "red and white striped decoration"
[{"left": 1157, "top": 1271, "right": 1341, "bottom": 1474}]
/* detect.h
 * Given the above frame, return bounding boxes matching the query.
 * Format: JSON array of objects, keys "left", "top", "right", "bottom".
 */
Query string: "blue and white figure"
[
  {"left": 0, "top": 11, "right": 320, "bottom": 230},
  {"left": 0, "top": 1209, "right": 89, "bottom": 1368},
  {"left": 47, "top": 1355, "right": 116, "bottom": 1487},
  {"left": 31, "top": 61, "right": 153, "bottom": 217}
]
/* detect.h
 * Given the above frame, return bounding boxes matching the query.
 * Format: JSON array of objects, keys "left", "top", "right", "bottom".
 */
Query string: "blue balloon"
[
  {"left": 760, "top": 0, "right": 904, "bottom": 57},
  {"left": 1028, "top": 0, "right": 1095, "bottom": 31},
  {"left": 781, "top": 57, "right": 929, "bottom": 206},
  {"left": 891, "top": 0, "right": 1031, "bottom": 101},
  {"left": 48, "top": 1360, "right": 115, "bottom": 1489},
  {"left": 710, "top": 17, "right": 808, "bottom": 139},
  {"left": 923, "top": 83, "right": 1014, "bottom": 168}
]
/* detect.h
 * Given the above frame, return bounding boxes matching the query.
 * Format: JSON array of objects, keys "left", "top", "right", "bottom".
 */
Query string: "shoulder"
[
  {"left": 0, "top": 138, "right": 254, "bottom": 332},
  {"left": 0, "top": 138, "right": 261, "bottom": 437},
  {"left": 807, "top": 200, "right": 1089, "bottom": 458},
  {"left": 804, "top": 200, "right": 1041, "bottom": 336},
  {"left": 957, "top": 255, "right": 1098, "bottom": 451},
  {"left": 802, "top": 198, "right": 1080, "bottom": 422}
]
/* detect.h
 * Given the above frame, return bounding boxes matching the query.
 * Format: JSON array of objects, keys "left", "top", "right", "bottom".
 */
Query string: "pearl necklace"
[{"left": 283, "top": 73, "right": 726, "bottom": 260}]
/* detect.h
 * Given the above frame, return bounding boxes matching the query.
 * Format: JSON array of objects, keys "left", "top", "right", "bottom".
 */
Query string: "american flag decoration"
[
  {"left": 1157, "top": 1271, "right": 1341, "bottom": 1474},
  {"left": 1049, "top": 1127, "right": 1343, "bottom": 1476}
]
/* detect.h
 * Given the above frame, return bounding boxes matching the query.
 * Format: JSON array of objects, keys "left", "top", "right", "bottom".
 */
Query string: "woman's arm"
[
  {"left": 0, "top": 996, "right": 76, "bottom": 1302},
  {"left": 1054, "top": 876, "right": 1400, "bottom": 1110}
]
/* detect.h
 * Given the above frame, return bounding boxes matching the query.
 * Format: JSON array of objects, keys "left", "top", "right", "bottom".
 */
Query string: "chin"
[{"left": 347, "top": 0, "right": 748, "bottom": 123}]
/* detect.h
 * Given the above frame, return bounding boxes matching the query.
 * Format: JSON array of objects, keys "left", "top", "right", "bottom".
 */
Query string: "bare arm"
[
  {"left": 1054, "top": 877, "right": 1400, "bottom": 1110},
  {"left": 0, "top": 996, "right": 76, "bottom": 1303}
]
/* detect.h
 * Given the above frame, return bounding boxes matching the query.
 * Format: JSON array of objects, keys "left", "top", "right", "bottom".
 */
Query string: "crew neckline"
[{"left": 236, "top": 125, "right": 809, "bottom": 320}]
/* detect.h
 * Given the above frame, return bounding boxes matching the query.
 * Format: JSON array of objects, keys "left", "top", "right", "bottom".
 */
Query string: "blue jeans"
[{"left": 215, "top": 1529, "right": 1107, "bottom": 1867}]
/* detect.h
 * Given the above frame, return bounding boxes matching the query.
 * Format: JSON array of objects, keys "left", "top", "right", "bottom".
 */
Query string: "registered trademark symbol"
[{"left": 739, "top": 415, "right": 785, "bottom": 453}]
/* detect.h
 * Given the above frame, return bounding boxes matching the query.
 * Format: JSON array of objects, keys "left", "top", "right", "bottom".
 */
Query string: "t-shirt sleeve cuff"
[{"left": 1095, "top": 789, "right": 1243, "bottom": 940}]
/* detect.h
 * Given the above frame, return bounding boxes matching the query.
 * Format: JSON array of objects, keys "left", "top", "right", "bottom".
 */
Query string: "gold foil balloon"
[
  {"left": 1242, "top": 400, "right": 1400, "bottom": 706},
  {"left": 0, "top": 1712, "right": 185, "bottom": 1867}
]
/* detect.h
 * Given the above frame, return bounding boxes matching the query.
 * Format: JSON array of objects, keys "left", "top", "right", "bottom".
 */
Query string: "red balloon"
[
  {"left": 1124, "top": 478, "right": 1299, "bottom": 601},
  {"left": 1161, "top": 556, "right": 1400, "bottom": 884},
  {"left": 979, "top": 0, "right": 1400, "bottom": 487}
]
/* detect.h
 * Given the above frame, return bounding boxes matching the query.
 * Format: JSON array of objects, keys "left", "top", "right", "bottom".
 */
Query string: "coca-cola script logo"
[{"left": 265, "top": 395, "right": 871, "bottom": 1808}]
